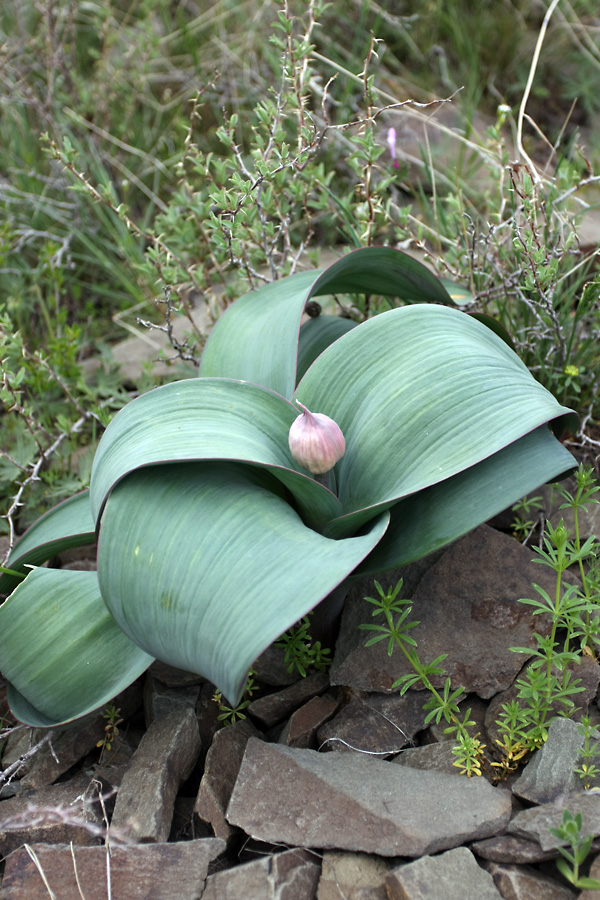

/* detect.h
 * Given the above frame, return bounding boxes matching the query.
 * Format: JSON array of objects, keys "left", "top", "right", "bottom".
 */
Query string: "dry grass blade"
[
  {"left": 24, "top": 844, "right": 57, "bottom": 900},
  {"left": 517, "top": 0, "right": 562, "bottom": 183},
  {"left": 70, "top": 841, "right": 88, "bottom": 900}
]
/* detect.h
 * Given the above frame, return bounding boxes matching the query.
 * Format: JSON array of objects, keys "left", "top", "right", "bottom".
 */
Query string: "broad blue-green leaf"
[
  {"left": 309, "top": 247, "right": 453, "bottom": 302},
  {"left": 0, "top": 245, "right": 577, "bottom": 732},
  {"left": 89, "top": 378, "right": 341, "bottom": 531},
  {"left": 469, "top": 312, "right": 516, "bottom": 350},
  {"left": 97, "top": 462, "right": 389, "bottom": 705},
  {"left": 297, "top": 315, "right": 358, "bottom": 384},
  {"left": 0, "top": 568, "right": 153, "bottom": 727},
  {"left": 441, "top": 276, "right": 473, "bottom": 306},
  {"left": 0, "top": 492, "right": 95, "bottom": 595},
  {"left": 355, "top": 425, "right": 576, "bottom": 575},
  {"left": 199, "top": 247, "right": 453, "bottom": 397},
  {"left": 295, "top": 304, "right": 577, "bottom": 533},
  {"left": 199, "top": 269, "right": 317, "bottom": 398}
]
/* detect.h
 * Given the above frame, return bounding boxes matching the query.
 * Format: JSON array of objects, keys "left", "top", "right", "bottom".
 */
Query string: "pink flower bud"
[
  {"left": 288, "top": 401, "right": 346, "bottom": 475},
  {"left": 387, "top": 126, "right": 399, "bottom": 169}
]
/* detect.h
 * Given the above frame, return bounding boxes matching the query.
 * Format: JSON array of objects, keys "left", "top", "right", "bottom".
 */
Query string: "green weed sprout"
[
  {"left": 496, "top": 464, "right": 600, "bottom": 772},
  {"left": 549, "top": 809, "right": 600, "bottom": 890},
  {"left": 96, "top": 703, "right": 123, "bottom": 761},
  {"left": 574, "top": 717, "right": 600, "bottom": 790},
  {"left": 360, "top": 579, "right": 486, "bottom": 777},
  {"left": 275, "top": 616, "right": 331, "bottom": 678},
  {"left": 213, "top": 669, "right": 258, "bottom": 726},
  {"left": 510, "top": 494, "right": 543, "bottom": 542}
]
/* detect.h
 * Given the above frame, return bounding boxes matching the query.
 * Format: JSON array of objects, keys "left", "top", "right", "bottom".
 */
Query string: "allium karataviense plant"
[{"left": 0, "top": 248, "right": 577, "bottom": 727}]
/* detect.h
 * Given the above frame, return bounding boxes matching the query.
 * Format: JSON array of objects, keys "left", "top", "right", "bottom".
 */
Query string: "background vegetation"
[{"left": 1, "top": 0, "right": 600, "bottom": 545}]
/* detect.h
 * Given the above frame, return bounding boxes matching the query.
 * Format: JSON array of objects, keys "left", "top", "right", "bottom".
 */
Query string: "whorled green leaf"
[
  {"left": 440, "top": 276, "right": 473, "bottom": 306},
  {"left": 97, "top": 462, "right": 389, "bottom": 705},
  {"left": 354, "top": 425, "right": 576, "bottom": 576},
  {"left": 309, "top": 247, "right": 453, "bottom": 303},
  {"left": 296, "top": 315, "right": 358, "bottom": 385},
  {"left": 294, "top": 304, "right": 577, "bottom": 534},
  {"left": 199, "top": 269, "right": 317, "bottom": 399},
  {"left": 0, "top": 246, "right": 578, "bottom": 730},
  {"left": 199, "top": 247, "right": 453, "bottom": 398},
  {"left": 0, "top": 491, "right": 95, "bottom": 596},
  {"left": 0, "top": 568, "right": 153, "bottom": 727},
  {"left": 89, "top": 378, "right": 341, "bottom": 532},
  {"left": 468, "top": 312, "right": 516, "bottom": 350}
]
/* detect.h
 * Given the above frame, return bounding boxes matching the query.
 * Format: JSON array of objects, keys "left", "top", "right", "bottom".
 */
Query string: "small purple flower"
[{"left": 387, "top": 127, "right": 399, "bottom": 169}]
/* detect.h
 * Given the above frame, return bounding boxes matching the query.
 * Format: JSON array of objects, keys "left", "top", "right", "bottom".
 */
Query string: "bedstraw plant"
[
  {"left": 549, "top": 809, "right": 600, "bottom": 891},
  {"left": 361, "top": 464, "right": 600, "bottom": 780},
  {"left": 496, "top": 464, "right": 600, "bottom": 772},
  {"left": 360, "top": 578, "right": 486, "bottom": 777}
]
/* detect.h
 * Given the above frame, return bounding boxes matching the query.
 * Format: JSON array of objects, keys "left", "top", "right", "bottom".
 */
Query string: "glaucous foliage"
[{"left": 0, "top": 248, "right": 577, "bottom": 727}]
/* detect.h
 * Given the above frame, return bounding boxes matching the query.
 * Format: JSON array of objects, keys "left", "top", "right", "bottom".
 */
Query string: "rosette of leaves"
[{"left": 0, "top": 248, "right": 577, "bottom": 727}]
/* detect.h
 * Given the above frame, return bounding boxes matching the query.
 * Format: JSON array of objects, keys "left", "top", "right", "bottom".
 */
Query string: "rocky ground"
[{"left": 1, "top": 482, "right": 600, "bottom": 899}]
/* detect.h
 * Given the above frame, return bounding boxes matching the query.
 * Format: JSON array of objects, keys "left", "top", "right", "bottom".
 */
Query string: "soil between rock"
[{"left": 0, "top": 508, "right": 599, "bottom": 898}]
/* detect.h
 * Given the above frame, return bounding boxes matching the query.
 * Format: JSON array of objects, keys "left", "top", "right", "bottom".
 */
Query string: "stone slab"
[
  {"left": 317, "top": 850, "right": 395, "bottom": 899},
  {"left": 0, "top": 776, "right": 103, "bottom": 858},
  {"left": 110, "top": 707, "right": 201, "bottom": 842},
  {"left": 331, "top": 526, "right": 558, "bottom": 698},
  {"left": 386, "top": 846, "right": 502, "bottom": 899},
  {"left": 202, "top": 847, "right": 320, "bottom": 899},
  {"left": 226, "top": 738, "right": 511, "bottom": 857},
  {"left": 0, "top": 838, "right": 225, "bottom": 900}
]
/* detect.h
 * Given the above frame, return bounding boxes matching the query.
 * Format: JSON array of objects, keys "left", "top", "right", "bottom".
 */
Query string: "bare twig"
[
  {"left": 0, "top": 731, "right": 55, "bottom": 786},
  {"left": 1, "top": 414, "right": 88, "bottom": 557}
]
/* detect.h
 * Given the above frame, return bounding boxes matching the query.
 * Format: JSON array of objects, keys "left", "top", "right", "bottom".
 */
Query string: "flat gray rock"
[
  {"left": 386, "top": 846, "right": 502, "bottom": 899},
  {"left": 0, "top": 776, "right": 104, "bottom": 858},
  {"left": 279, "top": 695, "right": 339, "bottom": 749},
  {"left": 252, "top": 642, "right": 301, "bottom": 687},
  {"left": 331, "top": 525, "right": 557, "bottom": 698},
  {"left": 248, "top": 671, "right": 330, "bottom": 729},
  {"left": 317, "top": 690, "right": 426, "bottom": 756},
  {"left": 9, "top": 684, "right": 139, "bottom": 790},
  {"left": 110, "top": 706, "right": 201, "bottom": 842},
  {"left": 0, "top": 838, "right": 225, "bottom": 900},
  {"left": 317, "top": 851, "right": 396, "bottom": 899},
  {"left": 471, "top": 833, "right": 561, "bottom": 864},
  {"left": 143, "top": 673, "right": 201, "bottom": 727},
  {"left": 512, "top": 717, "right": 600, "bottom": 803},
  {"left": 18, "top": 719, "right": 106, "bottom": 790},
  {"left": 484, "top": 861, "right": 577, "bottom": 899},
  {"left": 194, "top": 718, "right": 260, "bottom": 840},
  {"left": 226, "top": 738, "right": 511, "bottom": 857},
  {"left": 509, "top": 792, "right": 600, "bottom": 851},
  {"left": 392, "top": 741, "right": 465, "bottom": 776},
  {"left": 202, "top": 847, "right": 320, "bottom": 899}
]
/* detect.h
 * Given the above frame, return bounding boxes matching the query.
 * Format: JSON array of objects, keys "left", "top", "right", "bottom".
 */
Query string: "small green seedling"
[{"left": 549, "top": 809, "right": 600, "bottom": 889}]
